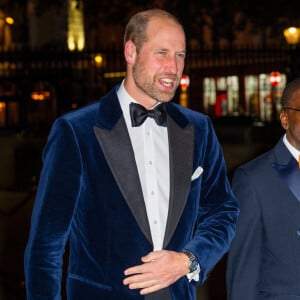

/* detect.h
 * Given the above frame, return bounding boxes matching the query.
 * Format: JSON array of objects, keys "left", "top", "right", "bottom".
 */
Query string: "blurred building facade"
[{"left": 0, "top": 0, "right": 298, "bottom": 135}]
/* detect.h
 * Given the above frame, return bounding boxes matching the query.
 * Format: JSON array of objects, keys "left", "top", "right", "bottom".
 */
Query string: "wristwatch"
[{"left": 182, "top": 250, "right": 199, "bottom": 273}]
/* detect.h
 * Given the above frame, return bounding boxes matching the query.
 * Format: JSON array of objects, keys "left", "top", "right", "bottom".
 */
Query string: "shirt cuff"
[{"left": 186, "top": 263, "right": 201, "bottom": 282}]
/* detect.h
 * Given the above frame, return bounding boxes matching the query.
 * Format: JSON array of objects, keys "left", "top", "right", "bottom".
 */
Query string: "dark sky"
[
  {"left": 3, "top": 0, "right": 300, "bottom": 25},
  {"left": 3, "top": 0, "right": 300, "bottom": 44}
]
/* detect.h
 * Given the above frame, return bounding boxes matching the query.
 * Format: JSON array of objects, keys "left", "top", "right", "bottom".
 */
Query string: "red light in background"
[{"left": 270, "top": 71, "right": 281, "bottom": 86}]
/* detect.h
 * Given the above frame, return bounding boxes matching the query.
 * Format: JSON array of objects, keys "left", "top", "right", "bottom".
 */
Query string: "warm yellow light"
[
  {"left": 68, "top": 38, "right": 76, "bottom": 51},
  {"left": 0, "top": 102, "right": 6, "bottom": 110},
  {"left": 283, "top": 27, "right": 300, "bottom": 45},
  {"left": 0, "top": 101, "right": 5, "bottom": 127},
  {"left": 68, "top": 0, "right": 85, "bottom": 51},
  {"left": 5, "top": 17, "right": 14, "bottom": 25},
  {"left": 103, "top": 72, "right": 126, "bottom": 78},
  {"left": 76, "top": 38, "right": 85, "bottom": 51},
  {"left": 31, "top": 91, "right": 51, "bottom": 101},
  {"left": 94, "top": 54, "right": 103, "bottom": 66}
]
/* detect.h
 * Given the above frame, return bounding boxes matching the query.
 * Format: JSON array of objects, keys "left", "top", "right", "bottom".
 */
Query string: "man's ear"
[
  {"left": 280, "top": 110, "right": 289, "bottom": 129},
  {"left": 124, "top": 40, "right": 137, "bottom": 64}
]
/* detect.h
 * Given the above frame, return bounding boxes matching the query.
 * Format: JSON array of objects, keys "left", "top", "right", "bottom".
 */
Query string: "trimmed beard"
[{"left": 132, "top": 60, "right": 179, "bottom": 102}]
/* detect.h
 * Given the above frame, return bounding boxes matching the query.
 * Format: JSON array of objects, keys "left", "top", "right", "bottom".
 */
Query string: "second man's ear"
[{"left": 280, "top": 111, "right": 289, "bottom": 129}]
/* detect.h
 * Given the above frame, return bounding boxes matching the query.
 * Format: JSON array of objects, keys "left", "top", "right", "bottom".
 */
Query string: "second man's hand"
[{"left": 123, "top": 250, "right": 189, "bottom": 295}]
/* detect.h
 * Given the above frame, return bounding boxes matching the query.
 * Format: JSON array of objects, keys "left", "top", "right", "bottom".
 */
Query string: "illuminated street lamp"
[
  {"left": 3, "top": 16, "right": 14, "bottom": 25},
  {"left": 283, "top": 27, "right": 300, "bottom": 82},
  {"left": 283, "top": 27, "right": 300, "bottom": 45},
  {"left": 94, "top": 54, "right": 103, "bottom": 67}
]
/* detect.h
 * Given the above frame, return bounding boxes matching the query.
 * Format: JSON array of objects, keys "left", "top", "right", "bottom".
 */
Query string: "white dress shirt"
[
  {"left": 117, "top": 82, "right": 170, "bottom": 251},
  {"left": 283, "top": 134, "right": 300, "bottom": 162},
  {"left": 117, "top": 82, "right": 200, "bottom": 282}
]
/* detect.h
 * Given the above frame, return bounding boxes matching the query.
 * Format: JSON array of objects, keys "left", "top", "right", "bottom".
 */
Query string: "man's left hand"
[{"left": 123, "top": 250, "right": 189, "bottom": 295}]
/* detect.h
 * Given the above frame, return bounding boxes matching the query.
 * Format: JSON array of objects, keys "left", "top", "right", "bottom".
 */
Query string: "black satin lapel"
[
  {"left": 93, "top": 118, "right": 152, "bottom": 244},
  {"left": 273, "top": 157, "right": 300, "bottom": 201},
  {"left": 163, "top": 117, "right": 194, "bottom": 248}
]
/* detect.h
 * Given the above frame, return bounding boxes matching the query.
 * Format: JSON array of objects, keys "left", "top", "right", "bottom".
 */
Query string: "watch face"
[{"left": 190, "top": 259, "right": 198, "bottom": 272}]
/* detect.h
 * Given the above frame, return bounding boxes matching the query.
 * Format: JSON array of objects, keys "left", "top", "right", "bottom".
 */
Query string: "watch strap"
[{"left": 182, "top": 250, "right": 199, "bottom": 272}]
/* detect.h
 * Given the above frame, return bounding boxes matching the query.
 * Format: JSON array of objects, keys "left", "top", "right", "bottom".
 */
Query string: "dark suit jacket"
[
  {"left": 24, "top": 85, "right": 238, "bottom": 300},
  {"left": 227, "top": 138, "right": 300, "bottom": 300}
]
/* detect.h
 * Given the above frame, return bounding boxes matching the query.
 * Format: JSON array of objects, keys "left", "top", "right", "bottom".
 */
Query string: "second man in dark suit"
[{"left": 227, "top": 78, "right": 300, "bottom": 300}]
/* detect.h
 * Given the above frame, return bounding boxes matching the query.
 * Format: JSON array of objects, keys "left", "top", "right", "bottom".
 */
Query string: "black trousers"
[{"left": 145, "top": 288, "right": 171, "bottom": 300}]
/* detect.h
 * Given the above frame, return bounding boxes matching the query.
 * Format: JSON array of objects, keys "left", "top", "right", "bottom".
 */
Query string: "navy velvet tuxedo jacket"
[
  {"left": 227, "top": 138, "right": 300, "bottom": 300},
  {"left": 24, "top": 86, "right": 238, "bottom": 300}
]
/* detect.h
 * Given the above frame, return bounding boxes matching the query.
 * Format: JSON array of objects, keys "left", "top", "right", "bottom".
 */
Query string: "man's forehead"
[{"left": 145, "top": 18, "right": 185, "bottom": 43}]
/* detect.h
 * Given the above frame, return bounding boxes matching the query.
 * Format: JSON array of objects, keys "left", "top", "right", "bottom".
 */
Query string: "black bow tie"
[{"left": 129, "top": 102, "right": 167, "bottom": 127}]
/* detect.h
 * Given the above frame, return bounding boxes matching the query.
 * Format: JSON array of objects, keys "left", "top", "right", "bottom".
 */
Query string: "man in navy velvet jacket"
[{"left": 24, "top": 8, "right": 239, "bottom": 300}]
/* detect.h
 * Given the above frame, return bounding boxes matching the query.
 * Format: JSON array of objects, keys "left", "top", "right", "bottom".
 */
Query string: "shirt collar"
[
  {"left": 117, "top": 80, "right": 164, "bottom": 126},
  {"left": 117, "top": 80, "right": 137, "bottom": 126},
  {"left": 283, "top": 134, "right": 300, "bottom": 161}
]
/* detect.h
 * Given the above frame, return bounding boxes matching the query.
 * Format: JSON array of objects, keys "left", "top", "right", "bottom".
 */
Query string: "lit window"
[{"left": 203, "top": 76, "right": 239, "bottom": 117}]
